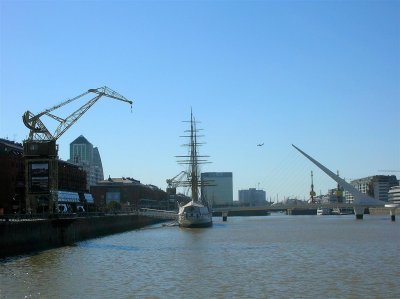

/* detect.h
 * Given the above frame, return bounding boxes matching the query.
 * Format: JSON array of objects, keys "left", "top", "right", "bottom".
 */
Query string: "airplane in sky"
[{"left": 257, "top": 143, "right": 264, "bottom": 147}]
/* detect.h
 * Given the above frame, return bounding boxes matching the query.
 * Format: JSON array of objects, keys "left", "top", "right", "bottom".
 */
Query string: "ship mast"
[
  {"left": 175, "top": 109, "right": 211, "bottom": 204},
  {"left": 190, "top": 111, "right": 199, "bottom": 202}
]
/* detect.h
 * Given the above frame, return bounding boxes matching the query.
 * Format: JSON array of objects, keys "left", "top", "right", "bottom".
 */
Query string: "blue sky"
[{"left": 1, "top": 0, "right": 399, "bottom": 201}]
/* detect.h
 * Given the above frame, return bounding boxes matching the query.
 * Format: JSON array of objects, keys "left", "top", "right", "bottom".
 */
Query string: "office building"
[
  {"left": 345, "top": 175, "right": 398, "bottom": 202},
  {"left": 238, "top": 188, "right": 266, "bottom": 206},
  {"left": 388, "top": 186, "right": 400, "bottom": 204},
  {"left": 69, "top": 135, "right": 104, "bottom": 189},
  {"left": 201, "top": 172, "right": 233, "bottom": 207}
]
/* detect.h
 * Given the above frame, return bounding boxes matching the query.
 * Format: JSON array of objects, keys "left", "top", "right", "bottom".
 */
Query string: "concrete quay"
[
  {"left": 369, "top": 207, "right": 400, "bottom": 215},
  {"left": 0, "top": 213, "right": 166, "bottom": 257}
]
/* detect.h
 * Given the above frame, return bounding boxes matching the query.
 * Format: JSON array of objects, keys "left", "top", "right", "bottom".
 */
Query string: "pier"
[
  {"left": 0, "top": 212, "right": 169, "bottom": 257},
  {"left": 138, "top": 208, "right": 178, "bottom": 220}
]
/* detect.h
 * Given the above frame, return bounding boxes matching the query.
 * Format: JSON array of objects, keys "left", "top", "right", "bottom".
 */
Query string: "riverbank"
[
  {"left": 0, "top": 214, "right": 164, "bottom": 257},
  {"left": 2, "top": 215, "right": 398, "bottom": 299}
]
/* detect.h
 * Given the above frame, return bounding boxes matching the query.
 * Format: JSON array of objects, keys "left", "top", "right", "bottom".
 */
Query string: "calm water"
[{"left": 1, "top": 214, "right": 399, "bottom": 298}]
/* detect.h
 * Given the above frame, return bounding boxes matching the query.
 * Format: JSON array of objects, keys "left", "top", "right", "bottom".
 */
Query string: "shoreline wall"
[
  {"left": 0, "top": 215, "right": 164, "bottom": 257},
  {"left": 369, "top": 207, "right": 400, "bottom": 215}
]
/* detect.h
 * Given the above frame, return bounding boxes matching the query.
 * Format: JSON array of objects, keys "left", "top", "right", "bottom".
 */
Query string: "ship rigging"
[{"left": 176, "top": 110, "right": 213, "bottom": 228}]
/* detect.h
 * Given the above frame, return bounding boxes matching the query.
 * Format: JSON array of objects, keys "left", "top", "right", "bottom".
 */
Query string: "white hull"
[
  {"left": 178, "top": 201, "right": 212, "bottom": 228},
  {"left": 317, "top": 207, "right": 331, "bottom": 215},
  {"left": 178, "top": 215, "right": 213, "bottom": 228}
]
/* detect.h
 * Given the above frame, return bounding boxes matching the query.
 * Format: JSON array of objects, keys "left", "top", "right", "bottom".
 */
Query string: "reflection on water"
[
  {"left": 1, "top": 215, "right": 399, "bottom": 298},
  {"left": 79, "top": 242, "right": 140, "bottom": 252}
]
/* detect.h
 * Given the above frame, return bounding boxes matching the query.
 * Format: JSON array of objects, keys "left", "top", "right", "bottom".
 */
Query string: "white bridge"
[
  {"left": 292, "top": 144, "right": 398, "bottom": 221},
  {"left": 136, "top": 145, "right": 398, "bottom": 222},
  {"left": 212, "top": 203, "right": 355, "bottom": 212}
]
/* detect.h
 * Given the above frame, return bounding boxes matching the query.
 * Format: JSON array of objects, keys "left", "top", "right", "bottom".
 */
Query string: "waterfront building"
[
  {"left": 279, "top": 198, "right": 306, "bottom": 205},
  {"left": 91, "top": 177, "right": 172, "bottom": 210},
  {"left": 344, "top": 175, "right": 398, "bottom": 203},
  {"left": 92, "top": 147, "right": 104, "bottom": 186},
  {"left": 201, "top": 172, "right": 233, "bottom": 207},
  {"left": 319, "top": 188, "right": 345, "bottom": 203},
  {"left": 26, "top": 157, "right": 89, "bottom": 214},
  {"left": 238, "top": 188, "right": 267, "bottom": 206},
  {"left": 69, "top": 135, "right": 104, "bottom": 189},
  {"left": 0, "top": 138, "right": 25, "bottom": 214},
  {"left": 0, "top": 138, "right": 90, "bottom": 214},
  {"left": 388, "top": 186, "right": 400, "bottom": 204},
  {"left": 56, "top": 160, "right": 91, "bottom": 213}
]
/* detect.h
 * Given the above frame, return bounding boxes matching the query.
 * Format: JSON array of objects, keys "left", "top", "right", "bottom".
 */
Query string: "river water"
[{"left": 1, "top": 214, "right": 399, "bottom": 298}]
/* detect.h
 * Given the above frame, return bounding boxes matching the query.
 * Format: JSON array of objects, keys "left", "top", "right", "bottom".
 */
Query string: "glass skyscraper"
[
  {"left": 201, "top": 172, "right": 233, "bottom": 207},
  {"left": 69, "top": 135, "right": 104, "bottom": 190}
]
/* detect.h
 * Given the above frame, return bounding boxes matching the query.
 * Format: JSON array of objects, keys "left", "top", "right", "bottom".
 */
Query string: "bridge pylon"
[{"left": 291, "top": 144, "right": 395, "bottom": 220}]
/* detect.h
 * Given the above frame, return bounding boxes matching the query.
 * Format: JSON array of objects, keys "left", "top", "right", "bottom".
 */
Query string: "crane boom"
[
  {"left": 23, "top": 86, "right": 133, "bottom": 141},
  {"left": 166, "top": 171, "right": 187, "bottom": 188}
]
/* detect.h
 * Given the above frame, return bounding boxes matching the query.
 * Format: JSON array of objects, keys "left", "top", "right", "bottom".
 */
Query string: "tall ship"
[{"left": 176, "top": 110, "right": 213, "bottom": 228}]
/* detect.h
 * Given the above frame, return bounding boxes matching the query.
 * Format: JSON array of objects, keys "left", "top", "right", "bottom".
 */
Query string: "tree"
[{"left": 107, "top": 201, "right": 121, "bottom": 211}]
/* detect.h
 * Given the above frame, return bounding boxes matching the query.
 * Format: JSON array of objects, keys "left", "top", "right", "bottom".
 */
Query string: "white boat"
[
  {"left": 317, "top": 207, "right": 331, "bottom": 215},
  {"left": 178, "top": 201, "right": 212, "bottom": 228},
  {"left": 331, "top": 207, "right": 354, "bottom": 215},
  {"left": 176, "top": 110, "right": 212, "bottom": 228}
]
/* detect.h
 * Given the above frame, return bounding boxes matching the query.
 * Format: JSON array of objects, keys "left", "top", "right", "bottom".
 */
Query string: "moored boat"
[
  {"left": 317, "top": 207, "right": 331, "bottom": 215},
  {"left": 178, "top": 201, "right": 212, "bottom": 228},
  {"left": 332, "top": 207, "right": 354, "bottom": 215},
  {"left": 176, "top": 110, "right": 212, "bottom": 228}
]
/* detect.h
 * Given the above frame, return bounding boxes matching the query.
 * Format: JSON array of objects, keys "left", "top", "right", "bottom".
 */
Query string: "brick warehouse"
[
  {"left": 91, "top": 177, "right": 174, "bottom": 211},
  {"left": 0, "top": 138, "right": 87, "bottom": 214},
  {"left": 0, "top": 139, "right": 25, "bottom": 214}
]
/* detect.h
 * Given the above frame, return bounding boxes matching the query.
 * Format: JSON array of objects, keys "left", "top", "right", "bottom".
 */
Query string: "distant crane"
[
  {"left": 166, "top": 171, "right": 187, "bottom": 195},
  {"left": 23, "top": 86, "right": 133, "bottom": 142},
  {"left": 309, "top": 171, "right": 316, "bottom": 203}
]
